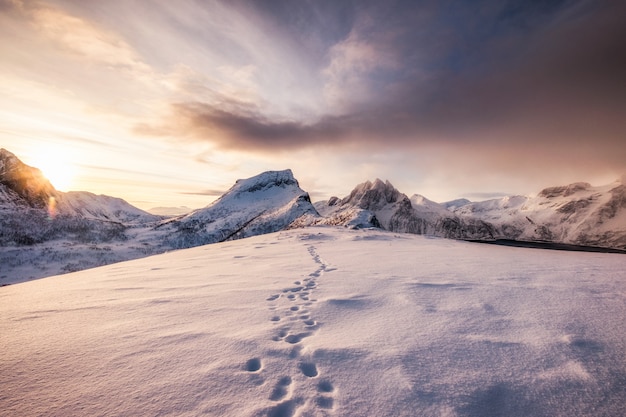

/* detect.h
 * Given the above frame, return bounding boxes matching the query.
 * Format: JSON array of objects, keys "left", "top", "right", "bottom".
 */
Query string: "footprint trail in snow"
[{"left": 245, "top": 240, "right": 337, "bottom": 416}]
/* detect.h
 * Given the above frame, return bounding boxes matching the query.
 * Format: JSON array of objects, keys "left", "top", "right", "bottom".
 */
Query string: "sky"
[{"left": 1, "top": 0, "right": 625, "bottom": 210}]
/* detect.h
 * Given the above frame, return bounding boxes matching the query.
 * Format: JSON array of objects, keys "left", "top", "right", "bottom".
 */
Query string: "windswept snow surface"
[{"left": 2, "top": 227, "right": 626, "bottom": 417}]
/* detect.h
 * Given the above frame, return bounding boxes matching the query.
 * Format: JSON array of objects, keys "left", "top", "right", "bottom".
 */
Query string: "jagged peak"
[
  {"left": 342, "top": 178, "right": 405, "bottom": 210},
  {"left": 0, "top": 147, "right": 17, "bottom": 160}
]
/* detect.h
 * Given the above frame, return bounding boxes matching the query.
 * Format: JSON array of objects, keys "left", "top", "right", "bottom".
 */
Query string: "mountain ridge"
[{"left": 1, "top": 148, "right": 624, "bottom": 284}]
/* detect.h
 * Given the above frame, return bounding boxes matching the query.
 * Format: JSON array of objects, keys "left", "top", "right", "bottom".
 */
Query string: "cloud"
[
  {"left": 6, "top": 0, "right": 623, "bottom": 195},
  {"left": 135, "top": 100, "right": 354, "bottom": 151},
  {"left": 2, "top": 0, "right": 153, "bottom": 80},
  {"left": 179, "top": 189, "right": 227, "bottom": 197},
  {"left": 323, "top": 18, "right": 401, "bottom": 111}
]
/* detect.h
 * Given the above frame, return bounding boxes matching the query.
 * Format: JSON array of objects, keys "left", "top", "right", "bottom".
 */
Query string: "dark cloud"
[
  {"left": 139, "top": 101, "right": 356, "bottom": 151},
  {"left": 136, "top": 0, "right": 625, "bottom": 173}
]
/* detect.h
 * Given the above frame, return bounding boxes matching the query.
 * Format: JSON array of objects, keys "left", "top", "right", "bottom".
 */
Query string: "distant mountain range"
[
  {"left": 1, "top": 148, "right": 624, "bottom": 283},
  {"left": 314, "top": 177, "right": 626, "bottom": 250}
]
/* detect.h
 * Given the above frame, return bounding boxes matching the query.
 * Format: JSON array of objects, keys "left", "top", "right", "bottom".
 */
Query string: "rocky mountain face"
[
  {"left": 158, "top": 170, "right": 319, "bottom": 248},
  {"left": 315, "top": 179, "right": 497, "bottom": 240},
  {"left": 0, "top": 148, "right": 56, "bottom": 209},
  {"left": 315, "top": 177, "right": 626, "bottom": 250}
]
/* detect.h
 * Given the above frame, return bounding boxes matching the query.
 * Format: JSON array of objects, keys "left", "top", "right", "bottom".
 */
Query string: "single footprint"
[
  {"left": 245, "top": 358, "right": 262, "bottom": 372},
  {"left": 269, "top": 376, "right": 293, "bottom": 401},
  {"left": 270, "top": 316, "right": 281, "bottom": 322},
  {"left": 299, "top": 362, "right": 318, "bottom": 377},
  {"left": 272, "top": 329, "right": 289, "bottom": 341},
  {"left": 267, "top": 294, "right": 280, "bottom": 301},
  {"left": 267, "top": 398, "right": 303, "bottom": 417},
  {"left": 289, "top": 345, "right": 303, "bottom": 359},
  {"left": 290, "top": 306, "right": 300, "bottom": 311},
  {"left": 317, "top": 380, "right": 334, "bottom": 393},
  {"left": 285, "top": 333, "right": 311, "bottom": 344},
  {"left": 316, "top": 396, "right": 334, "bottom": 409}
]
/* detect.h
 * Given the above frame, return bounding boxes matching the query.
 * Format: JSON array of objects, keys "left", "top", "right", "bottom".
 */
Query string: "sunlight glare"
[{"left": 29, "top": 147, "right": 77, "bottom": 191}]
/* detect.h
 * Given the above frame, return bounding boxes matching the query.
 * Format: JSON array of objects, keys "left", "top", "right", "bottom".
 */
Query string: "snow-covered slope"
[
  {"left": 147, "top": 206, "right": 193, "bottom": 216},
  {"left": 56, "top": 191, "right": 159, "bottom": 224},
  {"left": 0, "top": 149, "right": 164, "bottom": 282},
  {"left": 454, "top": 179, "right": 626, "bottom": 248},
  {"left": 158, "top": 170, "right": 319, "bottom": 248},
  {"left": 2, "top": 227, "right": 625, "bottom": 416}
]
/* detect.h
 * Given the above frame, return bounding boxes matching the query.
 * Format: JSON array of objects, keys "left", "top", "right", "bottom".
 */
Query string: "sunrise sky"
[{"left": 1, "top": 0, "right": 625, "bottom": 210}]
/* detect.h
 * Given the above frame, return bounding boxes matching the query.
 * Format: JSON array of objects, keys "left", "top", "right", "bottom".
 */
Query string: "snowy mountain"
[
  {"left": 2, "top": 146, "right": 624, "bottom": 284},
  {"left": 0, "top": 148, "right": 159, "bottom": 245},
  {"left": 157, "top": 170, "right": 319, "bottom": 248},
  {"left": 453, "top": 179, "right": 626, "bottom": 249},
  {"left": 314, "top": 177, "right": 626, "bottom": 250},
  {"left": 0, "top": 149, "right": 164, "bottom": 282},
  {"left": 55, "top": 191, "right": 159, "bottom": 224},
  {"left": 314, "top": 179, "right": 496, "bottom": 240},
  {"left": 3, "top": 227, "right": 626, "bottom": 416}
]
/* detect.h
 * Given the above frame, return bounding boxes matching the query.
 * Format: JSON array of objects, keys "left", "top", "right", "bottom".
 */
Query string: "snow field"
[{"left": 1, "top": 227, "right": 626, "bottom": 416}]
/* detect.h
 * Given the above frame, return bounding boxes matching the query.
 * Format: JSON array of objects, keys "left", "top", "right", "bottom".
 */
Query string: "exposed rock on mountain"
[
  {"left": 0, "top": 148, "right": 55, "bottom": 209},
  {"left": 315, "top": 179, "right": 495, "bottom": 239}
]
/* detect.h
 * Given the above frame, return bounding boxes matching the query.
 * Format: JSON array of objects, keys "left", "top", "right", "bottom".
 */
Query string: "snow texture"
[{"left": 2, "top": 228, "right": 625, "bottom": 416}]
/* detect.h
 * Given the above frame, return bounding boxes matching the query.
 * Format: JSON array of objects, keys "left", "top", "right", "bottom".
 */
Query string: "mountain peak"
[
  {"left": 167, "top": 169, "right": 317, "bottom": 247},
  {"left": 232, "top": 169, "right": 298, "bottom": 194},
  {"left": 0, "top": 148, "right": 56, "bottom": 208},
  {"left": 342, "top": 178, "right": 404, "bottom": 210}
]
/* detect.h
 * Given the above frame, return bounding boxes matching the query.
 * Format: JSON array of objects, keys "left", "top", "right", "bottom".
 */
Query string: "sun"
[{"left": 29, "top": 147, "right": 77, "bottom": 191}]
